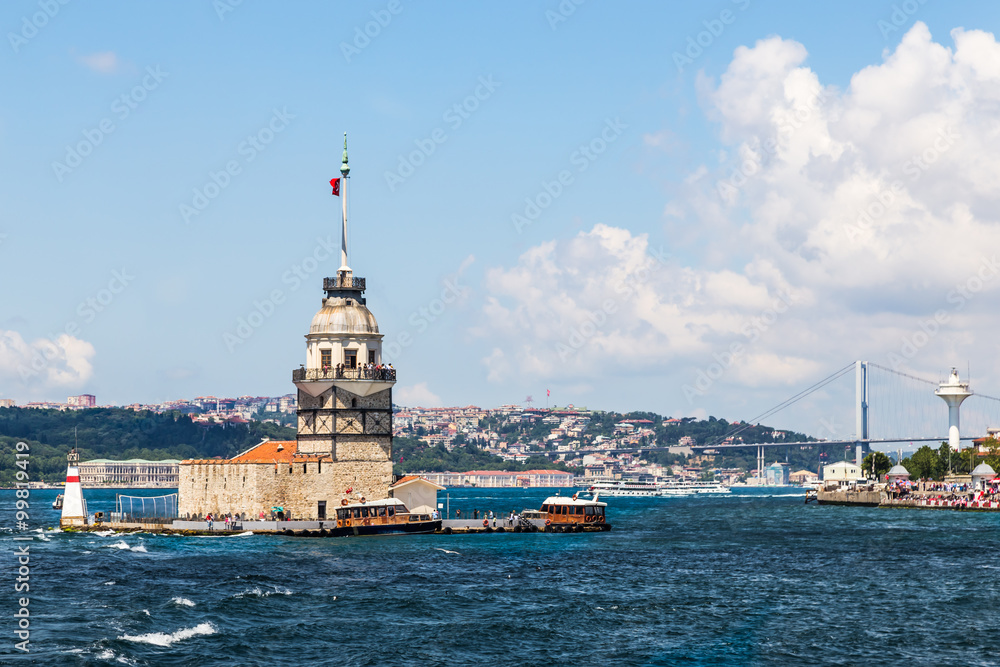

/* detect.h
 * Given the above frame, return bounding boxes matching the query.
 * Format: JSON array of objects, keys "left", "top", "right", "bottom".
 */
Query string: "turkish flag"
[{"left": 330, "top": 178, "right": 341, "bottom": 196}]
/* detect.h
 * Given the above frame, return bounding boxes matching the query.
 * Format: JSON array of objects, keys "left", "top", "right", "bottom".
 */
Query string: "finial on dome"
[{"left": 340, "top": 133, "right": 350, "bottom": 177}]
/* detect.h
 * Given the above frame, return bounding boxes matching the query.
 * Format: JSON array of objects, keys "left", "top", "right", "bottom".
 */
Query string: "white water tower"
[{"left": 935, "top": 368, "right": 972, "bottom": 451}]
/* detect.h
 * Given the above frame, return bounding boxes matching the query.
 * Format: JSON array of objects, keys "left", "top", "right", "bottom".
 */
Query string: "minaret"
[
  {"left": 936, "top": 368, "right": 972, "bottom": 452},
  {"left": 291, "top": 135, "right": 396, "bottom": 501},
  {"left": 60, "top": 448, "right": 88, "bottom": 527}
]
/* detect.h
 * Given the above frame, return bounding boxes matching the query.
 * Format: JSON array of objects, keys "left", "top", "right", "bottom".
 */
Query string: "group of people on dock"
[
  {"left": 885, "top": 479, "right": 1000, "bottom": 509},
  {"left": 203, "top": 513, "right": 239, "bottom": 530},
  {"left": 453, "top": 509, "right": 523, "bottom": 527}
]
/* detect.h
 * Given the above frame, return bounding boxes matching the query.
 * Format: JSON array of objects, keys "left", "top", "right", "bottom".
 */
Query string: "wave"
[
  {"left": 97, "top": 648, "right": 137, "bottom": 665},
  {"left": 119, "top": 622, "right": 216, "bottom": 647},
  {"left": 105, "top": 541, "right": 147, "bottom": 552},
  {"left": 228, "top": 531, "right": 254, "bottom": 537},
  {"left": 94, "top": 530, "right": 117, "bottom": 537},
  {"left": 104, "top": 581, "right": 116, "bottom": 586},
  {"left": 171, "top": 597, "right": 196, "bottom": 607},
  {"left": 232, "top": 586, "right": 292, "bottom": 599}
]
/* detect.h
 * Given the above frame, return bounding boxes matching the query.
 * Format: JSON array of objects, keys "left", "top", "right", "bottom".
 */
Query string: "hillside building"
[{"left": 79, "top": 459, "right": 180, "bottom": 488}]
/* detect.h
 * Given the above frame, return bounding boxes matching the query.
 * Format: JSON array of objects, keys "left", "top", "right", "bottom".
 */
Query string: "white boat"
[
  {"left": 658, "top": 479, "right": 730, "bottom": 495},
  {"left": 581, "top": 479, "right": 730, "bottom": 497},
  {"left": 581, "top": 480, "right": 663, "bottom": 497}
]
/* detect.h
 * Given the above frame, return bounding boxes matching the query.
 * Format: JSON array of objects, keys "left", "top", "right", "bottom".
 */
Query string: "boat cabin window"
[
  {"left": 387, "top": 507, "right": 395, "bottom": 517},
  {"left": 585, "top": 506, "right": 595, "bottom": 516},
  {"left": 541, "top": 504, "right": 550, "bottom": 513},
  {"left": 378, "top": 507, "right": 387, "bottom": 517}
]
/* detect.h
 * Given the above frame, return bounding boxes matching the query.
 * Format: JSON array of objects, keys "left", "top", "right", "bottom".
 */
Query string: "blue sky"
[{"left": 3, "top": 1, "right": 1000, "bottom": 442}]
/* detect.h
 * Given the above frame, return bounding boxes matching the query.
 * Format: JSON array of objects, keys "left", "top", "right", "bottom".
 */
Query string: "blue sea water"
[{"left": 2, "top": 486, "right": 1000, "bottom": 666}]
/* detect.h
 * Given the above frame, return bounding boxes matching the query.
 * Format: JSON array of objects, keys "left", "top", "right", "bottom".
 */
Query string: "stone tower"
[{"left": 291, "top": 134, "right": 396, "bottom": 500}]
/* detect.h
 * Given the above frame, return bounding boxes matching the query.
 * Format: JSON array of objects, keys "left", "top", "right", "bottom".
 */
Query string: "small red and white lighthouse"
[{"left": 60, "top": 448, "right": 88, "bottom": 527}]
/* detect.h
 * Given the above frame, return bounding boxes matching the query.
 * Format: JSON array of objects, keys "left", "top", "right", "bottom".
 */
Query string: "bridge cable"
[{"left": 707, "top": 362, "right": 856, "bottom": 447}]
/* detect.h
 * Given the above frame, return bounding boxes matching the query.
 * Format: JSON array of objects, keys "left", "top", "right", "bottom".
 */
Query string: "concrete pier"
[
  {"left": 60, "top": 514, "right": 617, "bottom": 536},
  {"left": 816, "top": 483, "right": 1000, "bottom": 511},
  {"left": 62, "top": 517, "right": 577, "bottom": 536}
]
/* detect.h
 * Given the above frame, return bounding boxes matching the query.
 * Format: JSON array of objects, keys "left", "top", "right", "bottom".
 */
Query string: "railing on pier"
[
  {"left": 323, "top": 276, "right": 366, "bottom": 291},
  {"left": 293, "top": 367, "right": 396, "bottom": 382}
]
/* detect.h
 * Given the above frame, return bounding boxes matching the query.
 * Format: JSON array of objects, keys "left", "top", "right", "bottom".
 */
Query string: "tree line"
[{"left": 0, "top": 407, "right": 295, "bottom": 486}]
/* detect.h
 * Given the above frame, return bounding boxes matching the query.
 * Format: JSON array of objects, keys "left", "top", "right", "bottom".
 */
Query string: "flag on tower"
[
  {"left": 547, "top": 389, "right": 551, "bottom": 397},
  {"left": 330, "top": 177, "right": 341, "bottom": 196}
]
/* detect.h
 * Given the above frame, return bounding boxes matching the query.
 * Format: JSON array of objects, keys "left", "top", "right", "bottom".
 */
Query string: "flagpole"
[{"left": 339, "top": 133, "right": 351, "bottom": 271}]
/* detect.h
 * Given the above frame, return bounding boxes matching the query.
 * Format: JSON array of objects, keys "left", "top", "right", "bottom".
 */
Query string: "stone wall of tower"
[
  {"left": 296, "top": 386, "right": 393, "bottom": 461},
  {"left": 294, "top": 384, "right": 393, "bottom": 500},
  {"left": 178, "top": 458, "right": 392, "bottom": 520}
]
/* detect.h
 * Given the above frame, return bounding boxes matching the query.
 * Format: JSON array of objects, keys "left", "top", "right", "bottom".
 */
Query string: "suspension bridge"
[{"left": 694, "top": 360, "right": 1000, "bottom": 480}]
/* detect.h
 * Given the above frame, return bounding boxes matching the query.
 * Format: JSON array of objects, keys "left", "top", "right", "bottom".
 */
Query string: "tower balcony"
[
  {"left": 293, "top": 367, "right": 396, "bottom": 383},
  {"left": 292, "top": 366, "right": 396, "bottom": 398},
  {"left": 324, "top": 276, "right": 366, "bottom": 292}
]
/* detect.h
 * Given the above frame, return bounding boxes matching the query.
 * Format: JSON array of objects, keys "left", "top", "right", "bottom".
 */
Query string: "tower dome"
[{"left": 309, "top": 300, "right": 379, "bottom": 335}]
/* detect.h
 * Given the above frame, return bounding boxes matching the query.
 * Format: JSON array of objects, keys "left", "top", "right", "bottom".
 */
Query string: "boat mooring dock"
[{"left": 63, "top": 517, "right": 609, "bottom": 536}]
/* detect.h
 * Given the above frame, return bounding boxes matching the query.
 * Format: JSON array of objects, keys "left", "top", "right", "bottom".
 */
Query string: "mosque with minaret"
[{"left": 177, "top": 137, "right": 398, "bottom": 521}]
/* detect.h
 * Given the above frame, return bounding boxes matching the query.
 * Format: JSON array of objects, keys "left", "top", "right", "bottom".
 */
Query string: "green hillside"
[{"left": 0, "top": 407, "right": 295, "bottom": 486}]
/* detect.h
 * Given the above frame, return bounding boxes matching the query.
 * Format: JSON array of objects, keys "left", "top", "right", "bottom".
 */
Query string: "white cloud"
[
  {"left": 0, "top": 331, "right": 96, "bottom": 396},
  {"left": 75, "top": 51, "right": 122, "bottom": 74},
  {"left": 475, "top": 24, "right": 1000, "bottom": 429},
  {"left": 395, "top": 382, "right": 442, "bottom": 407}
]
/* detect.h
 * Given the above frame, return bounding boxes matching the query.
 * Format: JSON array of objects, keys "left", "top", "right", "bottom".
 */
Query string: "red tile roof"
[
  {"left": 230, "top": 440, "right": 298, "bottom": 463},
  {"left": 183, "top": 440, "right": 330, "bottom": 465}
]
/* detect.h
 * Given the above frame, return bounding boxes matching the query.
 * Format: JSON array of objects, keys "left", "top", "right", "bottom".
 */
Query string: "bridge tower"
[
  {"left": 935, "top": 368, "right": 972, "bottom": 452},
  {"left": 855, "top": 361, "right": 870, "bottom": 466}
]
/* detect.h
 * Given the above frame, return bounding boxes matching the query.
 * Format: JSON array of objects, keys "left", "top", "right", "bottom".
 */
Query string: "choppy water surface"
[{"left": 3, "top": 487, "right": 1000, "bottom": 666}]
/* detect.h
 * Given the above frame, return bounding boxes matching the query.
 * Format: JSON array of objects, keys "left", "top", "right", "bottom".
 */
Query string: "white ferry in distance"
[{"left": 581, "top": 479, "right": 730, "bottom": 497}]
